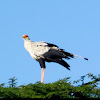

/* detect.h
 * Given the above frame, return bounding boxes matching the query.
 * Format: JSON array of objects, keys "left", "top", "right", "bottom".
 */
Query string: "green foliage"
[{"left": 0, "top": 73, "right": 100, "bottom": 98}]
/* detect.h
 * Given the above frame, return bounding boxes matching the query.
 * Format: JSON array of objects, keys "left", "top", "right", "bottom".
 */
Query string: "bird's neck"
[
  {"left": 24, "top": 38, "right": 32, "bottom": 51},
  {"left": 24, "top": 38, "right": 32, "bottom": 46},
  {"left": 24, "top": 37, "right": 31, "bottom": 42}
]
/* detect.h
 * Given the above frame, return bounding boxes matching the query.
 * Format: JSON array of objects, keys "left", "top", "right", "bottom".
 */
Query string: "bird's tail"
[
  {"left": 62, "top": 50, "right": 88, "bottom": 60},
  {"left": 61, "top": 50, "right": 74, "bottom": 59},
  {"left": 73, "top": 54, "right": 88, "bottom": 60}
]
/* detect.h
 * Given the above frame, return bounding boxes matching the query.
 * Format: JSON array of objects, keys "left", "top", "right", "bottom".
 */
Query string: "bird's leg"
[
  {"left": 38, "top": 58, "right": 46, "bottom": 83},
  {"left": 41, "top": 68, "right": 45, "bottom": 83}
]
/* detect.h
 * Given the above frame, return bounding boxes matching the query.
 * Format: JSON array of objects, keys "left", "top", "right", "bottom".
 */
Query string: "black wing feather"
[
  {"left": 56, "top": 59, "right": 70, "bottom": 70},
  {"left": 46, "top": 43, "right": 58, "bottom": 47}
]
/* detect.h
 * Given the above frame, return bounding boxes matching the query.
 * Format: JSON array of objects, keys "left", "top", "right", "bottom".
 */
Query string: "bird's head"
[{"left": 22, "top": 35, "right": 30, "bottom": 40}]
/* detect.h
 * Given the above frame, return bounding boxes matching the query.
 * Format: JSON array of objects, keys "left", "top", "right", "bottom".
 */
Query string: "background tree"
[{"left": 8, "top": 76, "right": 17, "bottom": 87}]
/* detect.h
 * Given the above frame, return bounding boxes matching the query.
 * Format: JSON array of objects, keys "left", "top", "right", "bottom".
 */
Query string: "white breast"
[{"left": 24, "top": 41, "right": 50, "bottom": 60}]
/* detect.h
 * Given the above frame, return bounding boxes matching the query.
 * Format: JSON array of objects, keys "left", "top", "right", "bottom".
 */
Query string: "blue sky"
[{"left": 0, "top": 0, "right": 100, "bottom": 86}]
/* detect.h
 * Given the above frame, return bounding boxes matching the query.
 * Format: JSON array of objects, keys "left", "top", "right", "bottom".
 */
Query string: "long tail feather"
[
  {"left": 73, "top": 54, "right": 88, "bottom": 60},
  {"left": 61, "top": 50, "right": 88, "bottom": 60}
]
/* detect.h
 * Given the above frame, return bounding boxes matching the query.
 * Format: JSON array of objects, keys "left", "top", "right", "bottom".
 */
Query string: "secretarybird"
[{"left": 22, "top": 35, "right": 88, "bottom": 83}]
